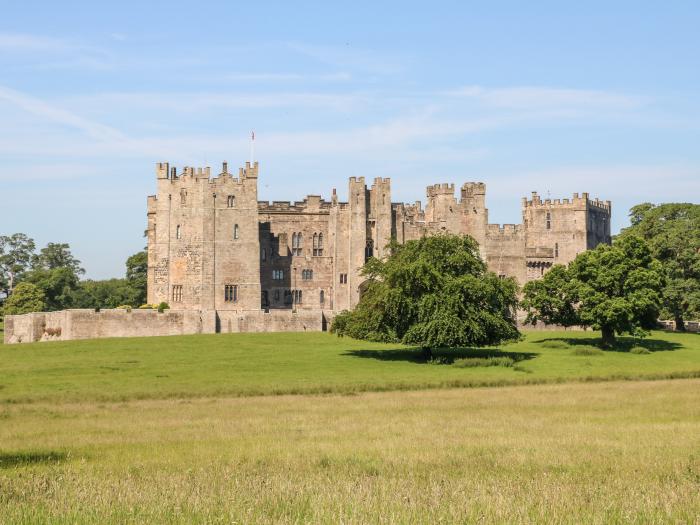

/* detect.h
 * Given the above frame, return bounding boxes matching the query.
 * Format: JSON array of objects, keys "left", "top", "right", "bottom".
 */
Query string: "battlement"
[
  {"left": 523, "top": 191, "right": 610, "bottom": 212},
  {"left": 371, "top": 177, "right": 391, "bottom": 186},
  {"left": 486, "top": 223, "right": 523, "bottom": 236},
  {"left": 349, "top": 176, "right": 366, "bottom": 184},
  {"left": 426, "top": 183, "right": 455, "bottom": 197},
  {"left": 258, "top": 196, "right": 331, "bottom": 213},
  {"left": 461, "top": 182, "right": 486, "bottom": 196},
  {"left": 155, "top": 161, "right": 261, "bottom": 188}
]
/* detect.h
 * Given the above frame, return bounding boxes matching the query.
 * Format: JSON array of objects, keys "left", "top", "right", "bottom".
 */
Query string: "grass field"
[
  {"left": 1, "top": 330, "right": 699, "bottom": 403},
  {"left": 1, "top": 330, "right": 699, "bottom": 523}
]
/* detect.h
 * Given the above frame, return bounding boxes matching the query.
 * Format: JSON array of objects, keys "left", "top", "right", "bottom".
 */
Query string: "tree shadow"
[
  {"left": 0, "top": 451, "right": 70, "bottom": 469},
  {"left": 344, "top": 347, "right": 537, "bottom": 364},
  {"left": 532, "top": 336, "right": 683, "bottom": 353}
]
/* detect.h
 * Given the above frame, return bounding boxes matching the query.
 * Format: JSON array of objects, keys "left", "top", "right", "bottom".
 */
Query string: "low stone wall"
[
  {"left": 3, "top": 308, "right": 333, "bottom": 344},
  {"left": 3, "top": 309, "right": 217, "bottom": 344}
]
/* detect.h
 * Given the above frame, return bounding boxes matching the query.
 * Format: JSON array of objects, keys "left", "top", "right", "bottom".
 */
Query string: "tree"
[
  {"left": 617, "top": 203, "right": 700, "bottom": 330},
  {"left": 73, "top": 279, "right": 142, "bottom": 309},
  {"left": 0, "top": 233, "right": 36, "bottom": 296},
  {"left": 32, "top": 243, "right": 85, "bottom": 276},
  {"left": 25, "top": 267, "right": 80, "bottom": 311},
  {"left": 522, "top": 236, "right": 664, "bottom": 347},
  {"left": 331, "top": 234, "right": 520, "bottom": 353},
  {"left": 125, "top": 249, "right": 148, "bottom": 306},
  {"left": 2, "top": 282, "right": 45, "bottom": 315}
]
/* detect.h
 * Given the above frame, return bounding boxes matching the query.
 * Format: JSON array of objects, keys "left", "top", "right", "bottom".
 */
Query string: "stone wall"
[{"left": 3, "top": 308, "right": 331, "bottom": 344}]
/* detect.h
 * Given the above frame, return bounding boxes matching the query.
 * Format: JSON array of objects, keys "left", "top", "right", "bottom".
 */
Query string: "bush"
[
  {"left": 540, "top": 340, "right": 568, "bottom": 349},
  {"left": 157, "top": 302, "right": 170, "bottom": 313},
  {"left": 572, "top": 347, "right": 604, "bottom": 356},
  {"left": 116, "top": 305, "right": 132, "bottom": 312},
  {"left": 453, "top": 356, "right": 515, "bottom": 368},
  {"left": 630, "top": 346, "right": 652, "bottom": 355}
]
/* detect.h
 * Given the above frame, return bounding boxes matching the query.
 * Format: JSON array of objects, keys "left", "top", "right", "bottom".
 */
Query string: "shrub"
[
  {"left": 540, "top": 340, "right": 568, "bottom": 349},
  {"left": 116, "top": 305, "right": 132, "bottom": 312},
  {"left": 139, "top": 304, "right": 156, "bottom": 309},
  {"left": 572, "top": 347, "right": 604, "bottom": 356},
  {"left": 453, "top": 356, "right": 515, "bottom": 368},
  {"left": 157, "top": 302, "right": 170, "bottom": 313},
  {"left": 630, "top": 346, "right": 652, "bottom": 355}
]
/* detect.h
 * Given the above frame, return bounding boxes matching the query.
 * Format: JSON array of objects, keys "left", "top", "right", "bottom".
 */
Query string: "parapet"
[
  {"left": 349, "top": 176, "right": 366, "bottom": 185},
  {"left": 486, "top": 223, "right": 522, "bottom": 237},
  {"left": 523, "top": 190, "right": 610, "bottom": 212},
  {"left": 461, "top": 182, "right": 486, "bottom": 196},
  {"left": 426, "top": 183, "right": 455, "bottom": 197}
]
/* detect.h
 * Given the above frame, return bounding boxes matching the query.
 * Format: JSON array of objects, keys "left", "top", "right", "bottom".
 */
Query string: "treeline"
[{"left": 0, "top": 233, "right": 147, "bottom": 316}]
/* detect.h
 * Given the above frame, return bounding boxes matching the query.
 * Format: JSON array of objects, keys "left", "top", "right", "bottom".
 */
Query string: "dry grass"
[{"left": 1, "top": 379, "right": 699, "bottom": 524}]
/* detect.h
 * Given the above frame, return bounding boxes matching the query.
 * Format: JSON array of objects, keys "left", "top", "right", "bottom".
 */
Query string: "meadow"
[
  {"left": 1, "top": 330, "right": 700, "bottom": 403},
  {"left": 1, "top": 329, "right": 699, "bottom": 523}
]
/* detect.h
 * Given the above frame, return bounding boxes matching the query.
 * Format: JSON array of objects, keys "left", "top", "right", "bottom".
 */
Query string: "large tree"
[
  {"left": 617, "top": 203, "right": 700, "bottom": 330},
  {"left": 32, "top": 242, "right": 85, "bottom": 276},
  {"left": 331, "top": 234, "right": 520, "bottom": 353},
  {"left": 2, "top": 282, "right": 46, "bottom": 315},
  {"left": 0, "top": 233, "right": 36, "bottom": 297},
  {"left": 522, "top": 236, "right": 664, "bottom": 347}
]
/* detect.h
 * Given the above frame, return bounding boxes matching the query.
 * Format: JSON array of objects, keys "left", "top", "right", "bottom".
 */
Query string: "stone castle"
[
  {"left": 146, "top": 160, "right": 611, "bottom": 331},
  {"left": 4, "top": 159, "right": 612, "bottom": 344}
]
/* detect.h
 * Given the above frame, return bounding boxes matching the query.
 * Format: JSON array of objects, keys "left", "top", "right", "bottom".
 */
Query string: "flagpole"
[{"left": 250, "top": 130, "right": 255, "bottom": 164}]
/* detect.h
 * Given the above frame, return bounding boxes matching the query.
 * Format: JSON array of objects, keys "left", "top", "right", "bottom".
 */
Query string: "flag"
[{"left": 251, "top": 130, "right": 255, "bottom": 141}]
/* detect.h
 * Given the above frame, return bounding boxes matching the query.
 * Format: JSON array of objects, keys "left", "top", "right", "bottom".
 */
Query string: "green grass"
[
  {"left": 0, "top": 380, "right": 698, "bottom": 523},
  {"left": 1, "top": 330, "right": 699, "bottom": 403}
]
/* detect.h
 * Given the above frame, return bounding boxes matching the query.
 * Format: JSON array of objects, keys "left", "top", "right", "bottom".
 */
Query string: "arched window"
[
  {"left": 365, "top": 239, "right": 374, "bottom": 261},
  {"left": 233, "top": 224, "right": 239, "bottom": 239},
  {"left": 261, "top": 248, "right": 267, "bottom": 262},
  {"left": 312, "top": 233, "right": 319, "bottom": 256},
  {"left": 292, "top": 232, "right": 303, "bottom": 255},
  {"left": 227, "top": 195, "right": 235, "bottom": 207},
  {"left": 292, "top": 232, "right": 297, "bottom": 251},
  {"left": 176, "top": 225, "right": 181, "bottom": 239},
  {"left": 320, "top": 290, "right": 324, "bottom": 305},
  {"left": 313, "top": 233, "right": 323, "bottom": 256},
  {"left": 546, "top": 212, "right": 551, "bottom": 230}
]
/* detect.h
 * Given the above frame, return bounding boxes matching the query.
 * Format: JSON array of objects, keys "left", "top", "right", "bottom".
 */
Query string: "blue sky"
[{"left": 2, "top": 1, "right": 699, "bottom": 278}]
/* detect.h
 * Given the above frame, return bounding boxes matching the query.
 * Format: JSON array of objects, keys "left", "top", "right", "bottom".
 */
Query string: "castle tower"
[
  {"left": 460, "top": 182, "right": 488, "bottom": 246},
  {"left": 369, "top": 177, "right": 392, "bottom": 259},
  {"left": 348, "top": 176, "right": 368, "bottom": 307}
]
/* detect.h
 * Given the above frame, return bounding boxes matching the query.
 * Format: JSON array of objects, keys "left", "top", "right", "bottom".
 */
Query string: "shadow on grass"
[
  {"left": 0, "top": 451, "right": 69, "bottom": 469},
  {"left": 532, "top": 336, "right": 682, "bottom": 353},
  {"left": 344, "top": 347, "right": 537, "bottom": 364}
]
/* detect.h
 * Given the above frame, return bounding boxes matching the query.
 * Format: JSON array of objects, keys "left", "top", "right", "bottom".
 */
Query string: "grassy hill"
[{"left": 0, "top": 330, "right": 699, "bottom": 403}]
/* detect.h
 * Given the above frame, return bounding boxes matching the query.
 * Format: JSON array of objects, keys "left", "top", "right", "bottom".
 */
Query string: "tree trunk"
[
  {"left": 422, "top": 346, "right": 433, "bottom": 361},
  {"left": 600, "top": 326, "right": 616, "bottom": 348},
  {"left": 674, "top": 314, "right": 686, "bottom": 332}
]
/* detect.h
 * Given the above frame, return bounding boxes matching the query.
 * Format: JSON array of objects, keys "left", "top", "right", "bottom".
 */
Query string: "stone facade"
[{"left": 147, "top": 160, "right": 611, "bottom": 319}]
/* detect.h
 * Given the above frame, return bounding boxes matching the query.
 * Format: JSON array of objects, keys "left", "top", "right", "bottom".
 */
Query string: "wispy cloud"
[
  {"left": 226, "top": 72, "right": 352, "bottom": 82},
  {"left": 0, "top": 85, "right": 127, "bottom": 142},
  {"left": 0, "top": 32, "right": 71, "bottom": 52}
]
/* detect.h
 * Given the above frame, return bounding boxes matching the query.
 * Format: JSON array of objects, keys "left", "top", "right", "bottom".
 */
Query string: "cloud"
[
  {"left": 0, "top": 32, "right": 71, "bottom": 52},
  {"left": 226, "top": 72, "right": 352, "bottom": 82},
  {"left": 446, "top": 85, "right": 648, "bottom": 112},
  {"left": 0, "top": 85, "right": 127, "bottom": 142}
]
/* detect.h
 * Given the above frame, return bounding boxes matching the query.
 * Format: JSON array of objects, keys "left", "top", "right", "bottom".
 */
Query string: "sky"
[{"left": 1, "top": 1, "right": 699, "bottom": 279}]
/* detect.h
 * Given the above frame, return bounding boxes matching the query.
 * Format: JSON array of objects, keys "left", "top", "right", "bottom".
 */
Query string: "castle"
[
  {"left": 3, "top": 159, "right": 613, "bottom": 344},
  {"left": 146, "top": 161, "right": 611, "bottom": 331}
]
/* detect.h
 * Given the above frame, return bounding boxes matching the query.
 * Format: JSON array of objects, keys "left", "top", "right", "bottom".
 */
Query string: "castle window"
[
  {"left": 273, "top": 289, "right": 280, "bottom": 301},
  {"left": 227, "top": 195, "right": 235, "bottom": 207},
  {"left": 262, "top": 290, "right": 269, "bottom": 308},
  {"left": 292, "top": 232, "right": 303, "bottom": 256},
  {"left": 293, "top": 289, "right": 302, "bottom": 304},
  {"left": 172, "top": 285, "right": 183, "bottom": 302},
  {"left": 302, "top": 269, "right": 313, "bottom": 280},
  {"left": 546, "top": 212, "right": 551, "bottom": 230},
  {"left": 320, "top": 290, "right": 325, "bottom": 305},
  {"left": 555, "top": 243, "right": 559, "bottom": 258},
  {"left": 284, "top": 289, "right": 292, "bottom": 305},
  {"left": 272, "top": 269, "right": 284, "bottom": 280},
  {"left": 224, "top": 284, "right": 238, "bottom": 302},
  {"left": 233, "top": 224, "right": 239, "bottom": 239},
  {"left": 180, "top": 189, "right": 187, "bottom": 205},
  {"left": 313, "top": 233, "right": 323, "bottom": 256},
  {"left": 339, "top": 273, "right": 348, "bottom": 284},
  {"left": 365, "top": 239, "right": 374, "bottom": 261},
  {"left": 176, "top": 225, "right": 181, "bottom": 239},
  {"left": 261, "top": 248, "right": 267, "bottom": 262}
]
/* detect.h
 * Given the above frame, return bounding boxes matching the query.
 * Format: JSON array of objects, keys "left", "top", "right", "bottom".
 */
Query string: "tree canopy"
[
  {"left": 0, "top": 233, "right": 36, "bottom": 296},
  {"left": 331, "top": 234, "right": 520, "bottom": 351},
  {"left": 522, "top": 236, "right": 664, "bottom": 347},
  {"left": 2, "top": 282, "right": 46, "bottom": 315},
  {"left": 616, "top": 203, "right": 700, "bottom": 330}
]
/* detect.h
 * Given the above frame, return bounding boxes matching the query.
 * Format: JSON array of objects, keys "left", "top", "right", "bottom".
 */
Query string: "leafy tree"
[
  {"left": 25, "top": 267, "right": 80, "bottom": 311},
  {"left": 522, "top": 236, "right": 664, "bottom": 347},
  {"left": 32, "top": 242, "right": 85, "bottom": 276},
  {"left": 125, "top": 249, "right": 148, "bottom": 306},
  {"left": 0, "top": 233, "right": 36, "bottom": 296},
  {"left": 617, "top": 203, "right": 700, "bottom": 330},
  {"left": 73, "top": 279, "right": 142, "bottom": 309},
  {"left": 331, "top": 234, "right": 520, "bottom": 354},
  {"left": 2, "top": 282, "right": 46, "bottom": 315}
]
